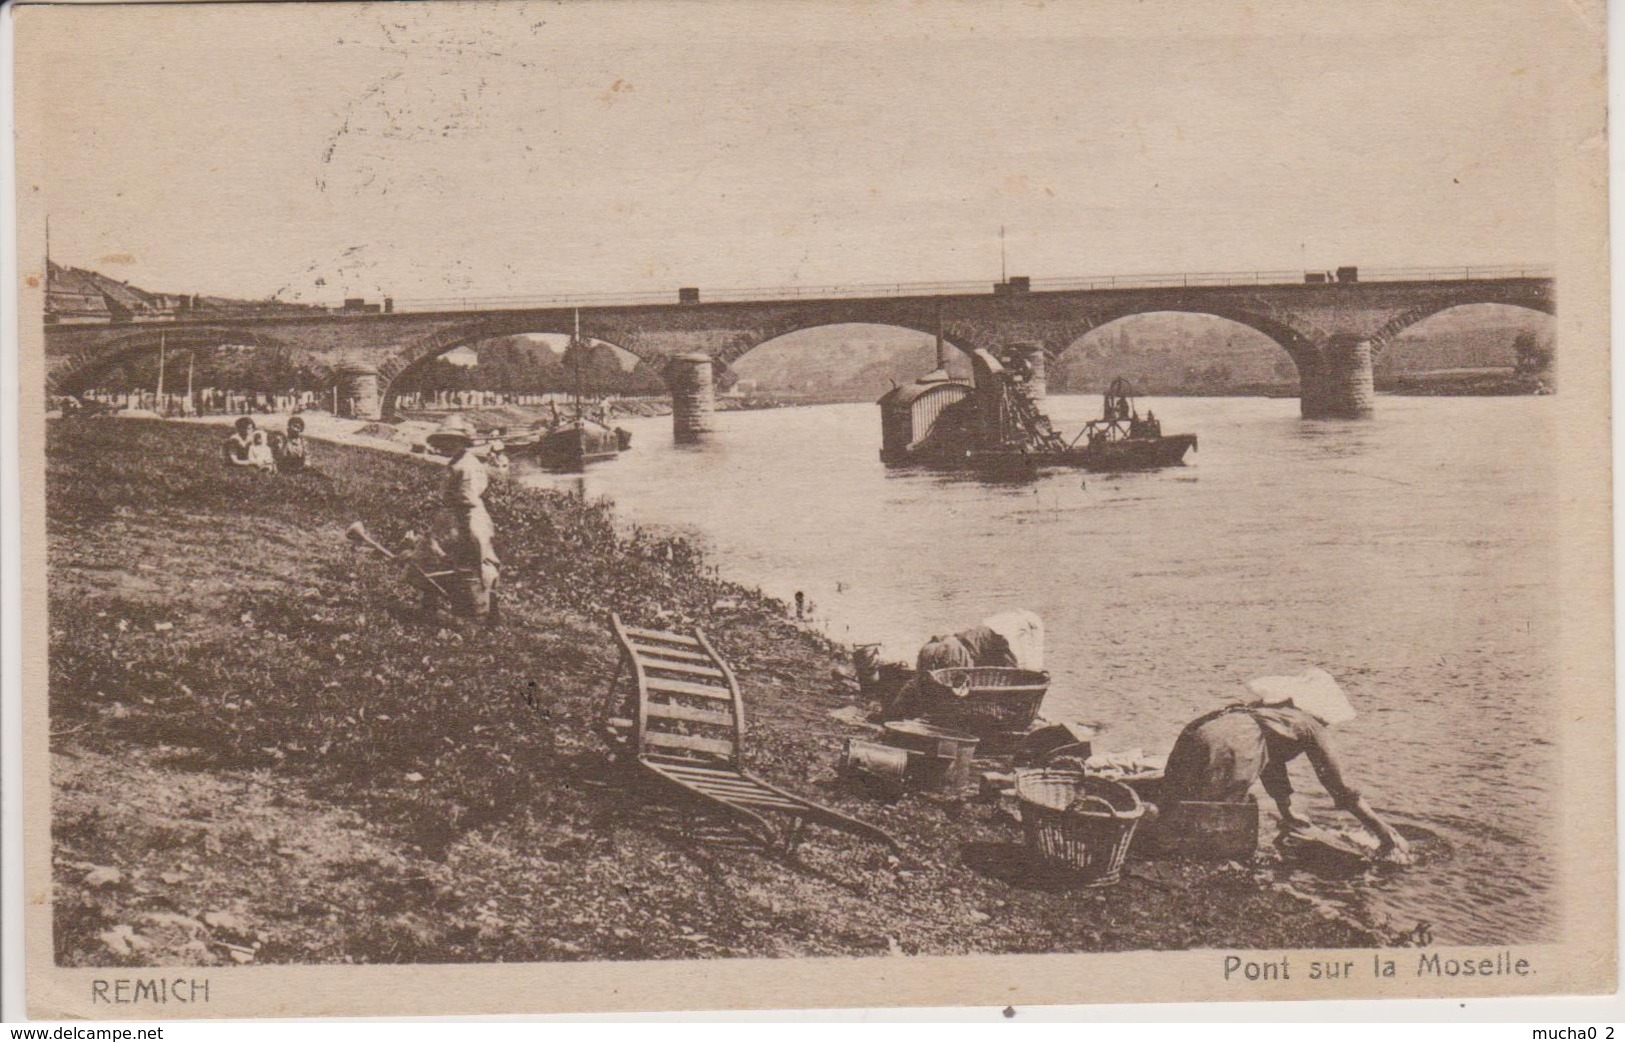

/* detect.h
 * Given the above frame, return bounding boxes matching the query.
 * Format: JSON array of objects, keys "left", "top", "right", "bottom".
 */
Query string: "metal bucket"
[{"left": 841, "top": 739, "right": 910, "bottom": 799}]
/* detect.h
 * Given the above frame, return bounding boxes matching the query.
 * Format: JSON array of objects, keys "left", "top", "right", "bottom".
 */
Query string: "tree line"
[
  {"left": 390, "top": 337, "right": 670, "bottom": 397},
  {"left": 81, "top": 336, "right": 674, "bottom": 397},
  {"left": 83, "top": 344, "right": 328, "bottom": 395}
]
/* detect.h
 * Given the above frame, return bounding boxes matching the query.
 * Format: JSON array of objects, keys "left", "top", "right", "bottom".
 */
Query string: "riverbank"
[
  {"left": 48, "top": 418, "right": 1399, "bottom": 967},
  {"left": 1377, "top": 368, "right": 1552, "bottom": 396},
  {"left": 393, "top": 394, "right": 799, "bottom": 423},
  {"left": 134, "top": 394, "right": 799, "bottom": 456}
]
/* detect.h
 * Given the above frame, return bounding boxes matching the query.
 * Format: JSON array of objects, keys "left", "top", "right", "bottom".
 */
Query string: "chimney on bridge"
[
  {"left": 679, "top": 287, "right": 700, "bottom": 304},
  {"left": 383, "top": 297, "right": 394, "bottom": 313},
  {"left": 993, "top": 276, "right": 1030, "bottom": 296}
]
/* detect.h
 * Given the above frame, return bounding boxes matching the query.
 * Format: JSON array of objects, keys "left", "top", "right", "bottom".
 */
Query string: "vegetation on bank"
[{"left": 50, "top": 419, "right": 1394, "bottom": 968}]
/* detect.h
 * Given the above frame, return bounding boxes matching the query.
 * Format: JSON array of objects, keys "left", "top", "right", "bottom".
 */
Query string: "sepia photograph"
[{"left": 9, "top": 0, "right": 1615, "bottom": 1018}]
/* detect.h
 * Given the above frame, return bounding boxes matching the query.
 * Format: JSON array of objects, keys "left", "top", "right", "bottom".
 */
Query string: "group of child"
[{"left": 222, "top": 415, "right": 310, "bottom": 473}]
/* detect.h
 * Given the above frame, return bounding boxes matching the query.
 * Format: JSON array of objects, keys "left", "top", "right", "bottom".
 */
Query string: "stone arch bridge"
[{"left": 44, "top": 271, "right": 1554, "bottom": 420}]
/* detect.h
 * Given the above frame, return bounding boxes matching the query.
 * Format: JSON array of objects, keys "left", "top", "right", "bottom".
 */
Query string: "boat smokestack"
[{"left": 1010, "top": 341, "right": 1047, "bottom": 401}]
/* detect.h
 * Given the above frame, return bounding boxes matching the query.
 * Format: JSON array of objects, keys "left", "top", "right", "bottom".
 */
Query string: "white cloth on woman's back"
[
  {"left": 981, "top": 610, "right": 1044, "bottom": 671},
  {"left": 1246, "top": 667, "right": 1356, "bottom": 726}
]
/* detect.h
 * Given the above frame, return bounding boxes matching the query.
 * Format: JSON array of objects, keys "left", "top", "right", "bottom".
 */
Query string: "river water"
[{"left": 516, "top": 394, "right": 1558, "bottom": 945}]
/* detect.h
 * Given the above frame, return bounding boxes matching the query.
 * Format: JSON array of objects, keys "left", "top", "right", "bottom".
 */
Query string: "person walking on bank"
[
  {"left": 426, "top": 416, "right": 500, "bottom": 621},
  {"left": 1160, "top": 667, "right": 1411, "bottom": 862}
]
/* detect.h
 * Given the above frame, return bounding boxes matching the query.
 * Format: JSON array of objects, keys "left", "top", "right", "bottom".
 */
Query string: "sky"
[{"left": 19, "top": 0, "right": 1559, "bottom": 304}]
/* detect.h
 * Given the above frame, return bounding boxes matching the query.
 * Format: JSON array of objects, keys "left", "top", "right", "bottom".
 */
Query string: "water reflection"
[{"left": 1292, "top": 417, "right": 1382, "bottom": 458}]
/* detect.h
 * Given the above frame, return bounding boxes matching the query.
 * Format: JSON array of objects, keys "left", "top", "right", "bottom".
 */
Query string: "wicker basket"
[
  {"left": 1014, "top": 769, "right": 1144, "bottom": 886},
  {"left": 921, "top": 667, "right": 1050, "bottom": 734}
]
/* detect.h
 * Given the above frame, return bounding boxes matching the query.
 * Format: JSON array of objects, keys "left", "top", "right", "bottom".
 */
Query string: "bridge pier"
[
  {"left": 666, "top": 353, "right": 715, "bottom": 443},
  {"left": 335, "top": 364, "right": 381, "bottom": 420},
  {"left": 1300, "top": 337, "right": 1374, "bottom": 420}
]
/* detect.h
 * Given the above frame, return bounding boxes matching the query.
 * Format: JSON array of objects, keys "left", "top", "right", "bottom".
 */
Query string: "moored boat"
[
  {"left": 522, "top": 311, "right": 634, "bottom": 471},
  {"left": 534, "top": 418, "right": 622, "bottom": 471}
]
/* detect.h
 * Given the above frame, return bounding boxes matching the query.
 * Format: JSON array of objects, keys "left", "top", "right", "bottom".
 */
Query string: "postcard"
[{"left": 11, "top": 0, "right": 1614, "bottom": 1018}]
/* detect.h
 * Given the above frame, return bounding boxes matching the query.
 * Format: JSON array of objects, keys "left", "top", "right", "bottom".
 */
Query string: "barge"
[{"left": 879, "top": 344, "right": 1196, "bottom": 475}]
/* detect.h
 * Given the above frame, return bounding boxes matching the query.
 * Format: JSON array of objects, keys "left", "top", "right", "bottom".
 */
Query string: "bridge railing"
[
  {"left": 371, "top": 264, "right": 1552, "bottom": 314},
  {"left": 384, "top": 289, "right": 683, "bottom": 312},
  {"left": 1028, "top": 271, "right": 1305, "bottom": 292},
  {"left": 54, "top": 265, "right": 1548, "bottom": 323},
  {"left": 1335, "top": 264, "right": 1553, "bottom": 282}
]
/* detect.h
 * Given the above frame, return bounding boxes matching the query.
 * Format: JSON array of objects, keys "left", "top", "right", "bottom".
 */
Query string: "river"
[{"left": 516, "top": 393, "right": 1558, "bottom": 945}]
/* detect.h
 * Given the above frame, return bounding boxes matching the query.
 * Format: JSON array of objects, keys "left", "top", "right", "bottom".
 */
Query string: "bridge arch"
[
  {"left": 1058, "top": 300, "right": 1329, "bottom": 379},
  {"left": 718, "top": 321, "right": 977, "bottom": 398},
  {"left": 376, "top": 318, "right": 652, "bottom": 417},
  {"left": 47, "top": 326, "right": 324, "bottom": 398},
  {"left": 1056, "top": 310, "right": 1306, "bottom": 395},
  {"left": 713, "top": 316, "right": 965, "bottom": 371},
  {"left": 1360, "top": 293, "right": 1556, "bottom": 359}
]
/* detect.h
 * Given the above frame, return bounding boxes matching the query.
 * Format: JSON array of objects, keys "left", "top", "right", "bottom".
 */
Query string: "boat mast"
[
  {"left": 572, "top": 308, "right": 583, "bottom": 417},
  {"left": 935, "top": 304, "right": 947, "bottom": 371},
  {"left": 155, "top": 330, "right": 166, "bottom": 409}
]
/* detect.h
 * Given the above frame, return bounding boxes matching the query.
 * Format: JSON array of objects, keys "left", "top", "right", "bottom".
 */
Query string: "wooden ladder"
[{"left": 606, "top": 613, "right": 903, "bottom": 856}]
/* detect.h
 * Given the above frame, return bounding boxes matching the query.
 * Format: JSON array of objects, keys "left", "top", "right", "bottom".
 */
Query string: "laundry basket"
[
  {"left": 921, "top": 667, "right": 1050, "bottom": 734},
  {"left": 1014, "top": 769, "right": 1144, "bottom": 886}
]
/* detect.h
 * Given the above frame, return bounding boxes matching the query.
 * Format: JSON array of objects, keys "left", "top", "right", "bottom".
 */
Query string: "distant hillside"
[
  {"left": 731, "top": 326, "right": 971, "bottom": 400},
  {"left": 46, "top": 261, "right": 324, "bottom": 323},
  {"left": 1051, "top": 316, "right": 1290, "bottom": 394},
  {"left": 1381, "top": 304, "right": 1554, "bottom": 373}
]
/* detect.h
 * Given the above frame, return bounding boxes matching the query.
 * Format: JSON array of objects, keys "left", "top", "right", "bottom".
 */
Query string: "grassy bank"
[{"left": 48, "top": 418, "right": 1392, "bottom": 968}]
